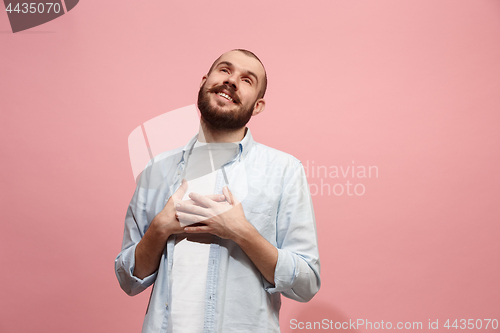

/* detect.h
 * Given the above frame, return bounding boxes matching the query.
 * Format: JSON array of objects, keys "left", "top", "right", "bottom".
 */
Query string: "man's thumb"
[
  {"left": 223, "top": 186, "right": 236, "bottom": 205},
  {"left": 176, "top": 179, "right": 188, "bottom": 196}
]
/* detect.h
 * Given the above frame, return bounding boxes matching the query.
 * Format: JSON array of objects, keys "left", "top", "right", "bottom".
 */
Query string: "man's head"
[
  {"left": 197, "top": 49, "right": 267, "bottom": 131},
  {"left": 206, "top": 49, "right": 267, "bottom": 99}
]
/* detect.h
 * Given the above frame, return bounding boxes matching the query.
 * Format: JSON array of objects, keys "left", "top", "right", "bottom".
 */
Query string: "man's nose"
[{"left": 224, "top": 74, "right": 238, "bottom": 90}]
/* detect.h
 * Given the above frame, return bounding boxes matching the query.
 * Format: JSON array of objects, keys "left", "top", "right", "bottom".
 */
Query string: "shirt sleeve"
[
  {"left": 265, "top": 160, "right": 321, "bottom": 302},
  {"left": 114, "top": 164, "right": 158, "bottom": 296}
]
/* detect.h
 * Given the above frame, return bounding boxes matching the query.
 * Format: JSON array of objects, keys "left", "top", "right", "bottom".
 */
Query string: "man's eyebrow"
[
  {"left": 216, "top": 61, "right": 233, "bottom": 69},
  {"left": 216, "top": 61, "right": 259, "bottom": 84}
]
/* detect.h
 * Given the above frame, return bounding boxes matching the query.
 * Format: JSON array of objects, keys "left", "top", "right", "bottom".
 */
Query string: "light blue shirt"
[{"left": 115, "top": 128, "right": 321, "bottom": 333}]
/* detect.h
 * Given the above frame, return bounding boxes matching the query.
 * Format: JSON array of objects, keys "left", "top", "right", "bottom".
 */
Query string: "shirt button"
[
  {"left": 165, "top": 302, "right": 168, "bottom": 307},
  {"left": 177, "top": 171, "right": 181, "bottom": 175}
]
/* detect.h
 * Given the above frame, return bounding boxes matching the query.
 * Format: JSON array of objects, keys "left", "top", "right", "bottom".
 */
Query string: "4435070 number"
[
  {"left": 5, "top": 3, "right": 62, "bottom": 14},
  {"left": 444, "top": 319, "right": 498, "bottom": 330}
]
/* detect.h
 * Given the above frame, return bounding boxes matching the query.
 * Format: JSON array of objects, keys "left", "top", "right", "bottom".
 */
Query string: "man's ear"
[
  {"left": 200, "top": 76, "right": 207, "bottom": 88},
  {"left": 252, "top": 99, "right": 266, "bottom": 116}
]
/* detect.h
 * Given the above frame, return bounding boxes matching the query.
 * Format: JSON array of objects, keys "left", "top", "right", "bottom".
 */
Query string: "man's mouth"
[
  {"left": 208, "top": 85, "right": 240, "bottom": 104},
  {"left": 217, "top": 92, "right": 234, "bottom": 102}
]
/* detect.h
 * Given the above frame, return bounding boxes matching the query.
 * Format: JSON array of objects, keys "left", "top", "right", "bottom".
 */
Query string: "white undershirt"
[{"left": 171, "top": 141, "right": 216, "bottom": 333}]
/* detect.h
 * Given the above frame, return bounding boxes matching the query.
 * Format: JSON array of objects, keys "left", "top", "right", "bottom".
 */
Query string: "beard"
[{"left": 197, "top": 83, "right": 255, "bottom": 131}]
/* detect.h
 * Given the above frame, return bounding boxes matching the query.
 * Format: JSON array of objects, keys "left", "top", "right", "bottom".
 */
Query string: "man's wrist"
[{"left": 149, "top": 216, "right": 173, "bottom": 243}]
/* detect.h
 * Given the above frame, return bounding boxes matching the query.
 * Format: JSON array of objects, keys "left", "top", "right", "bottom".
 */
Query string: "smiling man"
[{"left": 115, "top": 49, "right": 320, "bottom": 333}]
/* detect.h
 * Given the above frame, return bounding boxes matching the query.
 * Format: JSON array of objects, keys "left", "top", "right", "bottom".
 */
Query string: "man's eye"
[
  {"left": 243, "top": 78, "right": 252, "bottom": 84},
  {"left": 221, "top": 68, "right": 229, "bottom": 73}
]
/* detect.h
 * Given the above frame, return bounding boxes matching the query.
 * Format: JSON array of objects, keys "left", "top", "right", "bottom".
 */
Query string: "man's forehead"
[{"left": 215, "top": 51, "right": 265, "bottom": 79}]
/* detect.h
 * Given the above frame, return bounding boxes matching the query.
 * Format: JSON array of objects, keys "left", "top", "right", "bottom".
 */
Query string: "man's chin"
[{"left": 215, "top": 100, "right": 229, "bottom": 108}]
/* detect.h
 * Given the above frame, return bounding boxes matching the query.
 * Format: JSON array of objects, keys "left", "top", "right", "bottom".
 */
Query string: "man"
[{"left": 115, "top": 49, "right": 320, "bottom": 332}]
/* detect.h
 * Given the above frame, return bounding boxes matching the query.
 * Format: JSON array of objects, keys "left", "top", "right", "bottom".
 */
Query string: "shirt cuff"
[
  {"left": 115, "top": 243, "right": 158, "bottom": 296},
  {"left": 264, "top": 248, "right": 320, "bottom": 302},
  {"left": 264, "top": 248, "right": 296, "bottom": 294}
]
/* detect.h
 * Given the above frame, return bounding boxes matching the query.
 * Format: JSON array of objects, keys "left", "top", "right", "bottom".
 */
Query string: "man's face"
[{"left": 197, "top": 51, "right": 266, "bottom": 131}]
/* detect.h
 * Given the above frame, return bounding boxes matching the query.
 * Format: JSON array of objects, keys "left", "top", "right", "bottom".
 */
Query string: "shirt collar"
[{"left": 180, "top": 127, "right": 255, "bottom": 163}]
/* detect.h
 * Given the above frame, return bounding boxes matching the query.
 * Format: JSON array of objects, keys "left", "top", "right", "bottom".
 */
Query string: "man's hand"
[
  {"left": 176, "top": 186, "right": 252, "bottom": 241},
  {"left": 147, "top": 179, "right": 188, "bottom": 240},
  {"left": 133, "top": 179, "right": 226, "bottom": 279},
  {"left": 178, "top": 186, "right": 279, "bottom": 285},
  {"left": 149, "top": 179, "right": 229, "bottom": 239}
]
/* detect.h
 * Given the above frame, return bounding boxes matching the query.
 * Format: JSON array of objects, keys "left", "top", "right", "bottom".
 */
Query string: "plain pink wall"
[{"left": 1, "top": 1, "right": 499, "bottom": 332}]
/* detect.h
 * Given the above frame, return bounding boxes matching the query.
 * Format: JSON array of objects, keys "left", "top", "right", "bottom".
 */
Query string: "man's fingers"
[
  {"left": 205, "top": 193, "right": 227, "bottom": 202},
  {"left": 176, "top": 202, "right": 208, "bottom": 216},
  {"left": 184, "top": 225, "right": 212, "bottom": 234},
  {"left": 222, "top": 186, "right": 231, "bottom": 205},
  {"left": 176, "top": 212, "right": 207, "bottom": 225},
  {"left": 178, "top": 194, "right": 225, "bottom": 208},
  {"left": 223, "top": 186, "right": 239, "bottom": 205},
  {"left": 189, "top": 192, "right": 214, "bottom": 208},
  {"left": 175, "top": 179, "right": 189, "bottom": 197},
  {"left": 171, "top": 179, "right": 188, "bottom": 206}
]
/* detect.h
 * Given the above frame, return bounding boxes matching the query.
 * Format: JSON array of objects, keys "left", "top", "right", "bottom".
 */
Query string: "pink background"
[{"left": 1, "top": 1, "right": 499, "bottom": 332}]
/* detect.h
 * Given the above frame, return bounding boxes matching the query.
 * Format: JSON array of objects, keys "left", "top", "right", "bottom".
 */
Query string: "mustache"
[{"left": 207, "top": 84, "right": 241, "bottom": 104}]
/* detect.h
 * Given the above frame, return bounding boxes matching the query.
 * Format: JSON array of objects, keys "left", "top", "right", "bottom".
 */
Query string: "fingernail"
[
  {"left": 176, "top": 203, "right": 180, "bottom": 208},
  {"left": 220, "top": 195, "right": 225, "bottom": 200}
]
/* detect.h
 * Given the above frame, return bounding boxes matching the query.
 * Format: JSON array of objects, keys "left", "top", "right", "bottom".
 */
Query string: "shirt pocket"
[{"left": 242, "top": 200, "right": 274, "bottom": 237}]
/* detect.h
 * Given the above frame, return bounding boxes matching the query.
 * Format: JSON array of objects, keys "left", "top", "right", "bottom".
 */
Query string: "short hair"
[{"left": 207, "top": 49, "right": 267, "bottom": 99}]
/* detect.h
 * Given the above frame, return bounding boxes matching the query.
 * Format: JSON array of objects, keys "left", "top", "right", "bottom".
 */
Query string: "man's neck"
[{"left": 198, "top": 119, "right": 246, "bottom": 143}]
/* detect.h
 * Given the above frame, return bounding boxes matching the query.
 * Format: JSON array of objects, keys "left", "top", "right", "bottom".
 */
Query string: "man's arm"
[
  {"left": 232, "top": 223, "right": 279, "bottom": 285},
  {"left": 115, "top": 177, "right": 227, "bottom": 294},
  {"left": 179, "top": 186, "right": 278, "bottom": 284},
  {"left": 178, "top": 161, "right": 320, "bottom": 301},
  {"left": 133, "top": 181, "right": 231, "bottom": 279},
  {"left": 132, "top": 180, "right": 188, "bottom": 279},
  {"left": 114, "top": 175, "right": 186, "bottom": 295},
  {"left": 266, "top": 161, "right": 321, "bottom": 302}
]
